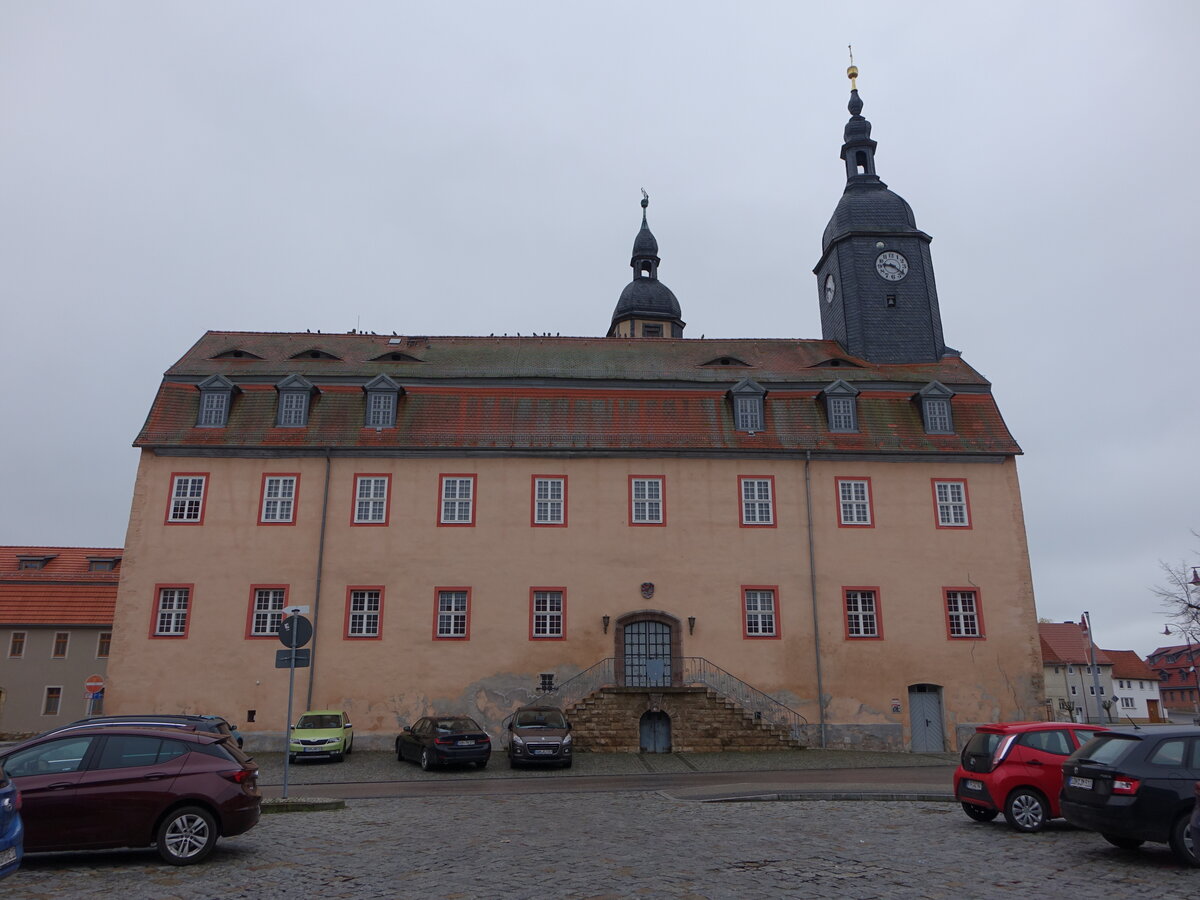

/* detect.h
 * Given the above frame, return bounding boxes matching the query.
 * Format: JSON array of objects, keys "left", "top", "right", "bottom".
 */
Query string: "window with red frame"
[
  {"left": 347, "top": 589, "right": 382, "bottom": 638},
  {"left": 845, "top": 589, "right": 880, "bottom": 638},
  {"left": 436, "top": 589, "right": 470, "bottom": 638},
  {"left": 531, "top": 590, "right": 564, "bottom": 638},
  {"left": 167, "top": 474, "right": 206, "bottom": 523},
  {"left": 946, "top": 590, "right": 983, "bottom": 637},
  {"left": 440, "top": 476, "right": 476, "bottom": 525},
  {"left": 933, "top": 480, "right": 970, "bottom": 527},
  {"left": 739, "top": 477, "right": 775, "bottom": 526},
  {"left": 154, "top": 587, "right": 191, "bottom": 636},
  {"left": 743, "top": 588, "right": 778, "bottom": 637},
  {"left": 249, "top": 587, "right": 287, "bottom": 636}
]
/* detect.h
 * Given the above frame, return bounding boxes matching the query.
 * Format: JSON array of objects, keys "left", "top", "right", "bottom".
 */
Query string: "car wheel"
[
  {"left": 156, "top": 806, "right": 218, "bottom": 866},
  {"left": 561, "top": 758, "right": 573, "bottom": 769},
  {"left": 332, "top": 751, "right": 344, "bottom": 762},
  {"left": 476, "top": 758, "right": 488, "bottom": 770},
  {"left": 420, "top": 748, "right": 434, "bottom": 771},
  {"left": 1102, "top": 833, "right": 1144, "bottom": 850},
  {"left": 346, "top": 737, "right": 353, "bottom": 756},
  {"left": 960, "top": 802, "right": 998, "bottom": 822},
  {"left": 1003, "top": 788, "right": 1048, "bottom": 833},
  {"left": 396, "top": 739, "right": 405, "bottom": 762},
  {"left": 288, "top": 754, "right": 297, "bottom": 763},
  {"left": 509, "top": 756, "right": 520, "bottom": 769},
  {"left": 1168, "top": 813, "right": 1199, "bottom": 867}
]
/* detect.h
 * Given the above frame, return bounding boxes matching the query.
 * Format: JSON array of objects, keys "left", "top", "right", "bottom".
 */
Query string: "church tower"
[
  {"left": 813, "top": 66, "right": 948, "bottom": 363},
  {"left": 608, "top": 192, "right": 685, "bottom": 338}
]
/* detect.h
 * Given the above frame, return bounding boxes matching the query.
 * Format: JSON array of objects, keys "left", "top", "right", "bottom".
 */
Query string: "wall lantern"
[
  {"left": 602, "top": 615, "right": 610, "bottom": 634},
  {"left": 688, "top": 616, "right": 696, "bottom": 635}
]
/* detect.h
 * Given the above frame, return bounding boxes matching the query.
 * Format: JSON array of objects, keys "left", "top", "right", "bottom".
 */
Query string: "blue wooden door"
[{"left": 640, "top": 710, "right": 671, "bottom": 753}]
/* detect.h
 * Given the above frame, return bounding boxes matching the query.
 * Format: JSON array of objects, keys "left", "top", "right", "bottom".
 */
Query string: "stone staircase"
[{"left": 567, "top": 685, "right": 807, "bottom": 753}]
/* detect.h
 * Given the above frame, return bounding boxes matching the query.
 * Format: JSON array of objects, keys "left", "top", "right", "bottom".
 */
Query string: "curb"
[
  {"left": 262, "top": 797, "right": 346, "bottom": 814},
  {"left": 698, "top": 791, "right": 955, "bottom": 803}
]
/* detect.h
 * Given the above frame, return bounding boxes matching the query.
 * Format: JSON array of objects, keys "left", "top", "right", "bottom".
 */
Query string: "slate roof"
[
  {"left": 136, "top": 332, "right": 1020, "bottom": 457},
  {"left": 1039, "top": 622, "right": 1114, "bottom": 666},
  {"left": 0, "top": 546, "right": 120, "bottom": 626}
]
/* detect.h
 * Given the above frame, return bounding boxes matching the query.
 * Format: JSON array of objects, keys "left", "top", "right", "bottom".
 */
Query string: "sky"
[{"left": 2, "top": 2, "right": 1198, "bottom": 659}]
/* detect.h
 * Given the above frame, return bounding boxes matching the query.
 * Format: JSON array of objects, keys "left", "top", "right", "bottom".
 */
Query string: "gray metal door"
[
  {"left": 624, "top": 620, "right": 672, "bottom": 687},
  {"left": 640, "top": 710, "right": 671, "bottom": 752},
  {"left": 908, "top": 684, "right": 945, "bottom": 752}
]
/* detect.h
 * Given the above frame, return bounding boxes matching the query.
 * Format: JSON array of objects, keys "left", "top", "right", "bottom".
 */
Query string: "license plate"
[
  {"left": 0, "top": 846, "right": 14, "bottom": 866},
  {"left": 304, "top": 746, "right": 323, "bottom": 752},
  {"left": 457, "top": 740, "right": 475, "bottom": 746},
  {"left": 1069, "top": 776, "right": 1093, "bottom": 790},
  {"left": 965, "top": 779, "right": 983, "bottom": 791},
  {"left": 533, "top": 748, "right": 554, "bottom": 755}
]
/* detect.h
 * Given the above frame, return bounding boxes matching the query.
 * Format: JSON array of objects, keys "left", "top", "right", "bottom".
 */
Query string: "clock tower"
[{"left": 813, "top": 66, "right": 948, "bottom": 364}]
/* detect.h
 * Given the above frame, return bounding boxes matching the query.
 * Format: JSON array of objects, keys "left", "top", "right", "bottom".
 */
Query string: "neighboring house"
[
  {"left": 1146, "top": 643, "right": 1200, "bottom": 721},
  {"left": 1040, "top": 622, "right": 1115, "bottom": 724},
  {"left": 105, "top": 72, "right": 1044, "bottom": 752},
  {"left": 1104, "top": 650, "right": 1163, "bottom": 723},
  {"left": 0, "top": 546, "right": 119, "bottom": 736}
]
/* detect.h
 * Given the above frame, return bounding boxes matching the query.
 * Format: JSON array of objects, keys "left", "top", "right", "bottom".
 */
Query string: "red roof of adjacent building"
[
  {"left": 1103, "top": 649, "right": 1157, "bottom": 681},
  {"left": 0, "top": 546, "right": 120, "bottom": 626},
  {"left": 1038, "top": 622, "right": 1114, "bottom": 666}
]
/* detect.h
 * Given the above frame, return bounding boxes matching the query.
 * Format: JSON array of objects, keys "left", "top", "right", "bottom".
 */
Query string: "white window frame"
[
  {"left": 743, "top": 589, "right": 777, "bottom": 637},
  {"left": 261, "top": 475, "right": 297, "bottom": 523},
  {"left": 837, "top": 478, "right": 871, "bottom": 526},
  {"left": 155, "top": 587, "right": 190, "bottom": 636},
  {"left": 436, "top": 590, "right": 469, "bottom": 638},
  {"left": 440, "top": 476, "right": 475, "bottom": 524},
  {"left": 355, "top": 476, "right": 389, "bottom": 524},
  {"left": 946, "top": 590, "right": 981, "bottom": 637},
  {"left": 934, "top": 481, "right": 969, "bottom": 527},
  {"left": 739, "top": 477, "right": 774, "bottom": 525},
  {"left": 348, "top": 589, "right": 381, "bottom": 637},
  {"left": 531, "top": 590, "right": 564, "bottom": 638},
  {"left": 630, "top": 477, "right": 664, "bottom": 524},
  {"left": 250, "top": 588, "right": 287, "bottom": 636},
  {"left": 845, "top": 590, "right": 878, "bottom": 637},
  {"left": 1120, "top": 696, "right": 1135, "bottom": 709},
  {"left": 168, "top": 475, "right": 206, "bottom": 522},
  {"left": 96, "top": 631, "right": 111, "bottom": 658},
  {"left": 9, "top": 631, "right": 26, "bottom": 658},
  {"left": 533, "top": 477, "right": 565, "bottom": 525}
]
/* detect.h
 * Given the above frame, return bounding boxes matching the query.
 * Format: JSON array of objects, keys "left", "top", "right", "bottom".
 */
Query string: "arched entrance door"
[
  {"left": 640, "top": 710, "right": 671, "bottom": 752},
  {"left": 908, "top": 683, "right": 946, "bottom": 752},
  {"left": 623, "top": 619, "right": 673, "bottom": 687}
]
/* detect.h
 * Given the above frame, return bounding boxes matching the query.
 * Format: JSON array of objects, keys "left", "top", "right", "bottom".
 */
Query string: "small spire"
[{"left": 847, "top": 44, "right": 858, "bottom": 90}]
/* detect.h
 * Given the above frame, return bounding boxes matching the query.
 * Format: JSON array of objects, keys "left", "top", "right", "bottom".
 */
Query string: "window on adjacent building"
[
  {"left": 260, "top": 474, "right": 299, "bottom": 524},
  {"left": 440, "top": 475, "right": 476, "bottom": 525},
  {"left": 630, "top": 476, "right": 665, "bottom": 525},
  {"left": 532, "top": 476, "right": 566, "bottom": 526},
  {"left": 739, "top": 477, "right": 775, "bottom": 526},
  {"left": 945, "top": 589, "right": 983, "bottom": 638},
  {"left": 88, "top": 558, "right": 116, "bottom": 572},
  {"left": 435, "top": 589, "right": 470, "bottom": 639},
  {"left": 531, "top": 589, "right": 565, "bottom": 639},
  {"left": 844, "top": 589, "right": 880, "bottom": 638},
  {"left": 1070, "top": 685, "right": 1077, "bottom": 696},
  {"left": 97, "top": 632, "right": 111, "bottom": 658},
  {"left": 43, "top": 686, "right": 62, "bottom": 716},
  {"left": 153, "top": 586, "right": 191, "bottom": 637},
  {"left": 743, "top": 587, "right": 778, "bottom": 638},
  {"left": 9, "top": 632, "right": 26, "bottom": 658},
  {"left": 167, "top": 474, "right": 207, "bottom": 523},
  {"left": 52, "top": 632, "right": 69, "bottom": 658},
  {"left": 346, "top": 588, "right": 383, "bottom": 638},
  {"left": 1120, "top": 696, "right": 1135, "bottom": 708},
  {"left": 353, "top": 475, "right": 390, "bottom": 525},
  {"left": 836, "top": 478, "right": 872, "bottom": 527},
  {"left": 248, "top": 587, "right": 287, "bottom": 637},
  {"left": 933, "top": 480, "right": 970, "bottom": 528}
]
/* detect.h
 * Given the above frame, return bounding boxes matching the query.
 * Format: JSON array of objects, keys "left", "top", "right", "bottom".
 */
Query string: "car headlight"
[
  {"left": 561, "top": 733, "right": 573, "bottom": 745},
  {"left": 511, "top": 734, "right": 525, "bottom": 747}
]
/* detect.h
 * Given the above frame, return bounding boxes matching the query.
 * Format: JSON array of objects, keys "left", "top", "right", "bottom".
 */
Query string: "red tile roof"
[
  {"left": 1103, "top": 649, "right": 1157, "bottom": 681},
  {"left": 1038, "top": 622, "right": 1113, "bottom": 666},
  {"left": 0, "top": 546, "right": 119, "bottom": 626}
]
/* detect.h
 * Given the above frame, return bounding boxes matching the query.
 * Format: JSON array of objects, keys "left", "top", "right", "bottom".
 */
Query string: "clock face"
[
  {"left": 824, "top": 274, "right": 835, "bottom": 304},
  {"left": 875, "top": 251, "right": 909, "bottom": 282}
]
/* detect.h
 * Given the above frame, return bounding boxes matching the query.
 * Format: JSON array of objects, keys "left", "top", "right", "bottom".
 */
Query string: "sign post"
[
  {"left": 84, "top": 674, "right": 105, "bottom": 716},
  {"left": 277, "top": 608, "right": 313, "bottom": 799}
]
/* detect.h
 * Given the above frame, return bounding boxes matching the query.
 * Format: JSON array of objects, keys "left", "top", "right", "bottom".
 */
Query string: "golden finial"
[{"left": 847, "top": 44, "right": 858, "bottom": 90}]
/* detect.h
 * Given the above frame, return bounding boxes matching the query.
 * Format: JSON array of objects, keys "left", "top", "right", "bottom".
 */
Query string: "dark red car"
[
  {"left": 955, "top": 721, "right": 1104, "bottom": 832},
  {"left": 0, "top": 725, "right": 260, "bottom": 865}
]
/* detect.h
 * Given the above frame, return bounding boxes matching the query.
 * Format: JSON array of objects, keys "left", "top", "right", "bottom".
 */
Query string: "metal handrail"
[{"left": 535, "top": 656, "right": 808, "bottom": 743}]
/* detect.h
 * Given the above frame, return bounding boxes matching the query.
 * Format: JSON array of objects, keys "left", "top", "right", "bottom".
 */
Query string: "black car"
[
  {"left": 396, "top": 716, "right": 491, "bottom": 770},
  {"left": 1060, "top": 725, "right": 1200, "bottom": 866},
  {"left": 504, "top": 705, "right": 573, "bottom": 768},
  {"left": 57, "top": 714, "right": 244, "bottom": 748}
]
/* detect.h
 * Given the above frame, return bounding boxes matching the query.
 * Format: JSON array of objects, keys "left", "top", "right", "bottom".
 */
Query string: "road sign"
[
  {"left": 275, "top": 648, "right": 311, "bottom": 668},
  {"left": 84, "top": 674, "right": 105, "bottom": 694},
  {"left": 278, "top": 614, "right": 313, "bottom": 648}
]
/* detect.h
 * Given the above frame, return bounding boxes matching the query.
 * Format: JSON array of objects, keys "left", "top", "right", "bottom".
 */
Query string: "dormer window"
[
  {"left": 87, "top": 556, "right": 120, "bottom": 572},
  {"left": 196, "top": 375, "right": 237, "bottom": 427},
  {"left": 822, "top": 380, "right": 860, "bottom": 433},
  {"left": 276, "top": 375, "right": 317, "bottom": 427},
  {"left": 917, "top": 382, "right": 955, "bottom": 434},
  {"left": 729, "top": 378, "right": 768, "bottom": 434},
  {"left": 363, "top": 374, "right": 403, "bottom": 429},
  {"left": 16, "top": 555, "right": 55, "bottom": 570}
]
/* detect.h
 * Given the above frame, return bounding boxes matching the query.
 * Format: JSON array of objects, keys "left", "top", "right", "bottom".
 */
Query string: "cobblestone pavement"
[{"left": 7, "top": 794, "right": 1199, "bottom": 899}]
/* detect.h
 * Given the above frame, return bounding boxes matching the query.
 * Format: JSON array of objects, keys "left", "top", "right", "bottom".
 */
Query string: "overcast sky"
[{"left": 2, "top": 2, "right": 1197, "bottom": 659}]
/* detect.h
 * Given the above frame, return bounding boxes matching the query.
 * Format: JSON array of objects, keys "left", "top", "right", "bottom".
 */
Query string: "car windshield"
[
  {"left": 297, "top": 715, "right": 342, "bottom": 729},
  {"left": 515, "top": 710, "right": 566, "bottom": 729},
  {"left": 434, "top": 718, "right": 479, "bottom": 733},
  {"left": 1074, "top": 734, "right": 1138, "bottom": 766},
  {"left": 962, "top": 731, "right": 1002, "bottom": 759}
]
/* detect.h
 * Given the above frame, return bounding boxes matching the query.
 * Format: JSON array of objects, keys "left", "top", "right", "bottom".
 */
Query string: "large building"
[{"left": 107, "top": 71, "right": 1044, "bottom": 751}]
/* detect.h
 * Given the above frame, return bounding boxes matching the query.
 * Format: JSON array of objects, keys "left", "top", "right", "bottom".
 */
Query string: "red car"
[
  {"left": 0, "top": 725, "right": 260, "bottom": 865},
  {"left": 955, "top": 721, "right": 1104, "bottom": 832}
]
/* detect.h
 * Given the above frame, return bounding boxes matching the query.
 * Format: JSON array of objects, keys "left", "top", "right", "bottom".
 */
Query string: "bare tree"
[{"left": 1152, "top": 533, "right": 1200, "bottom": 631}]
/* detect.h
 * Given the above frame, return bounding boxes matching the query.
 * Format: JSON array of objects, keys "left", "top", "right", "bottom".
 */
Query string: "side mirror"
[{"left": 402, "top": 725, "right": 412, "bottom": 733}]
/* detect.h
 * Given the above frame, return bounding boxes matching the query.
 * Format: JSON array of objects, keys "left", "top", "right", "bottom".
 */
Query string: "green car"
[{"left": 288, "top": 710, "right": 354, "bottom": 762}]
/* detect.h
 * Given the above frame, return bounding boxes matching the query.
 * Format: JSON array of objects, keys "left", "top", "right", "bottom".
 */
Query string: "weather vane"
[
  {"left": 847, "top": 44, "right": 858, "bottom": 90},
  {"left": 641, "top": 187, "right": 649, "bottom": 209}
]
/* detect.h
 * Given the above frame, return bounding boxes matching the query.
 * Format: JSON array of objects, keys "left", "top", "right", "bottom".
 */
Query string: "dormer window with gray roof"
[
  {"left": 822, "top": 379, "right": 860, "bottom": 433},
  {"left": 729, "top": 378, "right": 768, "bottom": 433},
  {"left": 917, "top": 381, "right": 955, "bottom": 434},
  {"left": 276, "top": 375, "right": 317, "bottom": 427},
  {"left": 363, "top": 374, "right": 403, "bottom": 428},
  {"left": 16, "top": 554, "right": 56, "bottom": 570},
  {"left": 196, "top": 374, "right": 237, "bottom": 427}
]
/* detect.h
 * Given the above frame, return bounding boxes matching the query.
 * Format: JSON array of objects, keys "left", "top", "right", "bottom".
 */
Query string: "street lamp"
[{"left": 1161, "top": 622, "right": 1200, "bottom": 720}]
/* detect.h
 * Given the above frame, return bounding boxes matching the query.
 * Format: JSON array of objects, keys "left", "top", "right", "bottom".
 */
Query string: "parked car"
[
  {"left": 0, "top": 761, "right": 22, "bottom": 880},
  {"left": 954, "top": 721, "right": 1105, "bottom": 832},
  {"left": 0, "top": 725, "right": 260, "bottom": 865},
  {"left": 288, "top": 711, "right": 353, "bottom": 762},
  {"left": 58, "top": 714, "right": 244, "bottom": 748},
  {"left": 396, "top": 716, "right": 491, "bottom": 770},
  {"left": 504, "top": 705, "right": 573, "bottom": 768},
  {"left": 1060, "top": 725, "right": 1200, "bottom": 865}
]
